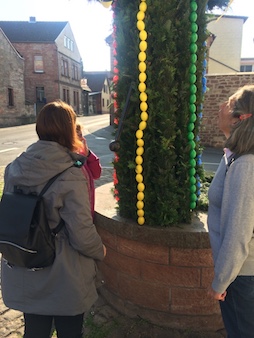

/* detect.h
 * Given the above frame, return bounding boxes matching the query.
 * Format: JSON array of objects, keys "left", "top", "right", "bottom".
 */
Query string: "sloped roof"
[
  {"left": 0, "top": 20, "right": 68, "bottom": 43},
  {"left": 212, "top": 14, "right": 248, "bottom": 23},
  {"left": 84, "top": 72, "right": 109, "bottom": 93}
]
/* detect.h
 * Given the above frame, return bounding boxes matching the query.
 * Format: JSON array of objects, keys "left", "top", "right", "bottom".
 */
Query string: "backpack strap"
[
  {"left": 52, "top": 219, "right": 65, "bottom": 236},
  {"left": 39, "top": 165, "right": 75, "bottom": 236},
  {"left": 39, "top": 165, "right": 74, "bottom": 197}
]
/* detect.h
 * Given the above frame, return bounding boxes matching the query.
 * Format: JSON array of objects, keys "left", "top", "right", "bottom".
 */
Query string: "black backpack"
[{"left": 0, "top": 168, "right": 70, "bottom": 269}]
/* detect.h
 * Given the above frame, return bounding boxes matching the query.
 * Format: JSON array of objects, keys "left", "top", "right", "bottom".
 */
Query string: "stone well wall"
[{"left": 94, "top": 183, "right": 223, "bottom": 332}]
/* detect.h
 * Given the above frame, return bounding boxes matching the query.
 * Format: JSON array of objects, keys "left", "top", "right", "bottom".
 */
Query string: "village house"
[
  {"left": 240, "top": 57, "right": 254, "bottom": 72},
  {"left": 0, "top": 27, "right": 34, "bottom": 127},
  {"left": 0, "top": 17, "right": 83, "bottom": 126},
  {"left": 83, "top": 71, "right": 112, "bottom": 115},
  {"left": 206, "top": 14, "right": 247, "bottom": 74}
]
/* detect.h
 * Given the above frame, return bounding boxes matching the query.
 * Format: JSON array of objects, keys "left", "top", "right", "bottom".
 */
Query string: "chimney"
[{"left": 29, "top": 17, "right": 36, "bottom": 23}]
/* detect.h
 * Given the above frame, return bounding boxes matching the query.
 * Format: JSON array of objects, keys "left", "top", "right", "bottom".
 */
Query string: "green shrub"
[{"left": 196, "top": 172, "right": 214, "bottom": 211}]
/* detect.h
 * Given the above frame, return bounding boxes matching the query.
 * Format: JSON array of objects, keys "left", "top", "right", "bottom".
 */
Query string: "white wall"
[{"left": 207, "top": 15, "right": 246, "bottom": 74}]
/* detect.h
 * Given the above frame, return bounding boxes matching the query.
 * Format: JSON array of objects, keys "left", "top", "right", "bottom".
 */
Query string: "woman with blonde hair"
[
  {"left": 1, "top": 100, "right": 106, "bottom": 338},
  {"left": 208, "top": 85, "right": 254, "bottom": 337}
]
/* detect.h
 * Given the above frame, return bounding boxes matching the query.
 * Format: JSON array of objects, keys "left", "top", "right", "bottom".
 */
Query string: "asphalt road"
[
  {"left": 0, "top": 113, "right": 222, "bottom": 172},
  {"left": 201, "top": 146, "right": 223, "bottom": 172},
  {"left": 0, "top": 114, "right": 111, "bottom": 167}
]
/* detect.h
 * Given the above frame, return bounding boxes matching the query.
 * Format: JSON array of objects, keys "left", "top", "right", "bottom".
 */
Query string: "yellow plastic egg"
[
  {"left": 138, "top": 217, "right": 145, "bottom": 225},
  {"left": 137, "top": 11, "right": 145, "bottom": 21},
  {"left": 138, "top": 82, "right": 146, "bottom": 92},
  {"left": 137, "top": 209, "right": 144, "bottom": 217},
  {"left": 136, "top": 147, "right": 144, "bottom": 156},
  {"left": 136, "top": 200, "right": 144, "bottom": 209},
  {"left": 138, "top": 182, "right": 145, "bottom": 192},
  {"left": 136, "top": 155, "right": 143, "bottom": 165},
  {"left": 140, "top": 92, "right": 147, "bottom": 102},
  {"left": 141, "top": 111, "right": 148, "bottom": 121},
  {"left": 137, "top": 20, "right": 145, "bottom": 31},
  {"left": 137, "top": 191, "right": 144, "bottom": 200},
  {"left": 139, "top": 72, "right": 147, "bottom": 83},
  {"left": 137, "top": 139, "right": 144, "bottom": 147},
  {"left": 136, "top": 129, "right": 143, "bottom": 139},
  {"left": 139, "top": 40, "right": 147, "bottom": 51},
  {"left": 135, "top": 165, "right": 143, "bottom": 174},
  {"left": 140, "top": 101, "right": 148, "bottom": 112},
  {"left": 136, "top": 173, "right": 143, "bottom": 182},
  {"left": 139, "top": 62, "right": 146, "bottom": 73},
  {"left": 138, "top": 51, "right": 146, "bottom": 62},
  {"left": 139, "top": 121, "right": 147, "bottom": 130},
  {"left": 139, "top": 2, "right": 147, "bottom": 12},
  {"left": 139, "top": 30, "right": 147, "bottom": 41}
]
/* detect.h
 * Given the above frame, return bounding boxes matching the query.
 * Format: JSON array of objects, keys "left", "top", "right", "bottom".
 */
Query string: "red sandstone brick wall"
[
  {"left": 12, "top": 43, "right": 59, "bottom": 104},
  {"left": 201, "top": 73, "right": 254, "bottom": 148},
  {"left": 97, "top": 226, "right": 220, "bottom": 322}
]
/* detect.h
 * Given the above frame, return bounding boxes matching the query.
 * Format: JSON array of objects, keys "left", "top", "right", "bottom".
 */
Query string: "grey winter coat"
[
  {"left": 208, "top": 154, "right": 254, "bottom": 294},
  {"left": 1, "top": 140, "right": 104, "bottom": 315}
]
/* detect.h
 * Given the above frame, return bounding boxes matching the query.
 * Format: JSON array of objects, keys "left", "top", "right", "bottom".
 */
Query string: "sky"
[
  {"left": 0, "top": 0, "right": 253, "bottom": 72},
  {"left": 0, "top": 0, "right": 113, "bottom": 71}
]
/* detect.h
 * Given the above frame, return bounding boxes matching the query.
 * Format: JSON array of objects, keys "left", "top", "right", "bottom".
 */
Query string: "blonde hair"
[{"left": 225, "top": 85, "right": 254, "bottom": 155}]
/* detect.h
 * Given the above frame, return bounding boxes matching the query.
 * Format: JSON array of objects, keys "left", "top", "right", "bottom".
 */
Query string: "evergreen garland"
[{"left": 113, "top": 0, "right": 208, "bottom": 226}]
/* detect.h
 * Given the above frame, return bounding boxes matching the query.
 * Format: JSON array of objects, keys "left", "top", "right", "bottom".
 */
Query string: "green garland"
[{"left": 113, "top": 0, "right": 208, "bottom": 226}]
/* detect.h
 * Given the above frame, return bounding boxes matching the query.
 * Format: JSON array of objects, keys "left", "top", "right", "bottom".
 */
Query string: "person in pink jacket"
[{"left": 76, "top": 123, "right": 102, "bottom": 219}]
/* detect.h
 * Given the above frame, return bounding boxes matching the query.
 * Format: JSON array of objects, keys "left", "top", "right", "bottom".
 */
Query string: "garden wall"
[{"left": 201, "top": 73, "right": 254, "bottom": 148}]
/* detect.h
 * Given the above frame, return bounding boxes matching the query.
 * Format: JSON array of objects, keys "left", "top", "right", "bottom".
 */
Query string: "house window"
[
  {"left": 34, "top": 56, "right": 44, "bottom": 73},
  {"left": 61, "top": 59, "right": 69, "bottom": 77},
  {"left": 73, "top": 91, "right": 79, "bottom": 106},
  {"left": 72, "top": 64, "right": 79, "bottom": 80},
  {"left": 240, "top": 65, "right": 253, "bottom": 72},
  {"left": 103, "top": 84, "right": 108, "bottom": 93},
  {"left": 63, "top": 88, "right": 70, "bottom": 104},
  {"left": 36, "top": 87, "right": 45, "bottom": 103},
  {"left": 64, "top": 35, "right": 74, "bottom": 51},
  {"left": 102, "top": 98, "right": 105, "bottom": 107},
  {"left": 8, "top": 88, "right": 14, "bottom": 106},
  {"left": 64, "top": 36, "right": 68, "bottom": 47}
]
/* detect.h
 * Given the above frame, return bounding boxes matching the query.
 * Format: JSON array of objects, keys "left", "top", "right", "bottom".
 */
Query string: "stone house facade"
[
  {"left": 0, "top": 28, "right": 34, "bottom": 127},
  {"left": 0, "top": 19, "right": 83, "bottom": 126}
]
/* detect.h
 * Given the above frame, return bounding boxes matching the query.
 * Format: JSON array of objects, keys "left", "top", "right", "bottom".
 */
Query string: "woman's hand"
[{"left": 207, "top": 287, "right": 227, "bottom": 301}]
